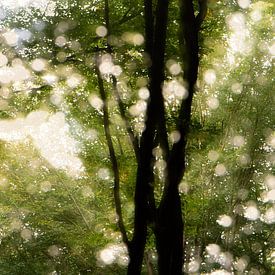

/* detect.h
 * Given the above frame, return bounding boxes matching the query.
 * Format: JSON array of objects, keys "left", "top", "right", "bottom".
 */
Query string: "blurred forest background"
[{"left": 0, "top": 0, "right": 274, "bottom": 274}]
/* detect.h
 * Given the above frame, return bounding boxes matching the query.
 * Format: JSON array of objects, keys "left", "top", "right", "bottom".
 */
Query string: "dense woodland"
[{"left": 0, "top": 0, "right": 274, "bottom": 274}]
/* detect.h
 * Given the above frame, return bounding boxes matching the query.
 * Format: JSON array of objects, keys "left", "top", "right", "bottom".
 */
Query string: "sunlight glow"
[
  {"left": 97, "top": 244, "right": 128, "bottom": 266},
  {"left": 0, "top": 0, "right": 51, "bottom": 11},
  {"left": 216, "top": 215, "right": 233, "bottom": 228},
  {"left": 0, "top": 111, "right": 84, "bottom": 177}
]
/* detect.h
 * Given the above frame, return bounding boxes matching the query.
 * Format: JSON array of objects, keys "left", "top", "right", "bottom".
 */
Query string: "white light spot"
[
  {"left": 166, "top": 60, "right": 181, "bottom": 75},
  {"left": 267, "top": 132, "right": 275, "bottom": 148},
  {"left": 138, "top": 87, "right": 150, "bottom": 100},
  {"left": 129, "top": 100, "right": 147, "bottom": 116},
  {"left": 208, "top": 150, "right": 219, "bottom": 161},
  {"left": 55, "top": 35, "right": 67, "bottom": 47},
  {"left": 98, "top": 244, "right": 128, "bottom": 266},
  {"left": 48, "top": 245, "right": 60, "bottom": 257},
  {"left": 33, "top": 20, "right": 46, "bottom": 31},
  {"left": 215, "top": 164, "right": 227, "bottom": 176},
  {"left": 19, "top": 29, "right": 32, "bottom": 41},
  {"left": 0, "top": 111, "right": 84, "bottom": 177},
  {"left": 20, "top": 228, "right": 32, "bottom": 240},
  {"left": 50, "top": 93, "right": 63, "bottom": 106},
  {"left": 97, "top": 168, "right": 110, "bottom": 180},
  {"left": 269, "top": 42, "right": 275, "bottom": 56},
  {"left": 40, "top": 181, "right": 52, "bottom": 192},
  {"left": 237, "top": 0, "right": 250, "bottom": 9},
  {"left": 266, "top": 189, "right": 275, "bottom": 202},
  {"left": 244, "top": 205, "right": 260, "bottom": 221},
  {"left": 88, "top": 94, "right": 104, "bottom": 111},
  {"left": 210, "top": 270, "right": 231, "bottom": 275},
  {"left": 96, "top": 26, "right": 107, "bottom": 37},
  {"left": 250, "top": 10, "right": 262, "bottom": 22},
  {"left": 265, "top": 175, "right": 275, "bottom": 190},
  {"left": 163, "top": 80, "right": 188, "bottom": 101},
  {"left": 0, "top": 53, "right": 8, "bottom": 67},
  {"left": 231, "top": 83, "right": 243, "bottom": 94},
  {"left": 226, "top": 12, "right": 246, "bottom": 32},
  {"left": 263, "top": 207, "right": 275, "bottom": 224},
  {"left": 234, "top": 257, "right": 248, "bottom": 272},
  {"left": 170, "top": 131, "right": 181, "bottom": 143},
  {"left": 112, "top": 65, "right": 122, "bottom": 76},
  {"left": 206, "top": 244, "right": 221, "bottom": 257},
  {"left": 179, "top": 181, "right": 189, "bottom": 194},
  {"left": 10, "top": 219, "right": 23, "bottom": 231},
  {"left": 231, "top": 135, "right": 245, "bottom": 147},
  {"left": 132, "top": 33, "right": 144, "bottom": 45},
  {"left": 81, "top": 186, "right": 94, "bottom": 198},
  {"left": 204, "top": 69, "right": 216, "bottom": 85},
  {"left": 31, "top": 58, "right": 46, "bottom": 72},
  {"left": 43, "top": 73, "right": 58, "bottom": 85},
  {"left": 99, "top": 59, "right": 114, "bottom": 75},
  {"left": 217, "top": 215, "right": 233, "bottom": 227},
  {"left": 3, "top": 30, "right": 19, "bottom": 46},
  {"left": 66, "top": 73, "right": 82, "bottom": 88},
  {"left": 86, "top": 129, "right": 98, "bottom": 141},
  {"left": 13, "top": 64, "right": 30, "bottom": 81},
  {"left": 122, "top": 32, "right": 144, "bottom": 45},
  {"left": 188, "top": 260, "right": 200, "bottom": 273},
  {"left": 237, "top": 154, "right": 250, "bottom": 166},
  {"left": 207, "top": 97, "right": 219, "bottom": 109},
  {"left": 99, "top": 248, "right": 115, "bottom": 264}
]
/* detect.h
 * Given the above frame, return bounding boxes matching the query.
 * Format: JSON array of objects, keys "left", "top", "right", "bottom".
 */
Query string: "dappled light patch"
[
  {"left": 0, "top": 0, "right": 273, "bottom": 273},
  {"left": 0, "top": 111, "right": 84, "bottom": 177},
  {"left": 97, "top": 244, "right": 128, "bottom": 266}
]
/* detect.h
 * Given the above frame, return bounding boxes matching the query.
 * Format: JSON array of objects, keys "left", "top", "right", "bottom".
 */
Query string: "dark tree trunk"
[
  {"left": 127, "top": 0, "right": 207, "bottom": 274},
  {"left": 127, "top": 0, "right": 170, "bottom": 273},
  {"left": 155, "top": 0, "right": 207, "bottom": 274}
]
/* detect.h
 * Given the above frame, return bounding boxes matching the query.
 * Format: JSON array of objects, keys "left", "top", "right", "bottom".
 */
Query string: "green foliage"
[{"left": 0, "top": 0, "right": 274, "bottom": 274}]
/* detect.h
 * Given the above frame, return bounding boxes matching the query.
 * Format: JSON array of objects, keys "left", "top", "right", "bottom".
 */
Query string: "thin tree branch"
[
  {"left": 195, "top": 0, "right": 208, "bottom": 30},
  {"left": 118, "top": 8, "right": 143, "bottom": 25},
  {"left": 95, "top": 57, "right": 129, "bottom": 247},
  {"left": 104, "top": 0, "right": 140, "bottom": 160},
  {"left": 111, "top": 75, "right": 140, "bottom": 160}
]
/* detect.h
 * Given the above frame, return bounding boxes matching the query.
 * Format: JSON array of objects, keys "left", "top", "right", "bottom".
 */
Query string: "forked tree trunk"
[
  {"left": 127, "top": 0, "right": 207, "bottom": 274},
  {"left": 155, "top": 0, "right": 207, "bottom": 274}
]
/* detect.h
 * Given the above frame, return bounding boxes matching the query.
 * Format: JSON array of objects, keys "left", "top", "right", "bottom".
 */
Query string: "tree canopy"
[{"left": 0, "top": 0, "right": 274, "bottom": 274}]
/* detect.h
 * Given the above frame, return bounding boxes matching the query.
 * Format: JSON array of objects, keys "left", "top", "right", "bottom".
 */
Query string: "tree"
[{"left": 0, "top": 0, "right": 274, "bottom": 274}]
